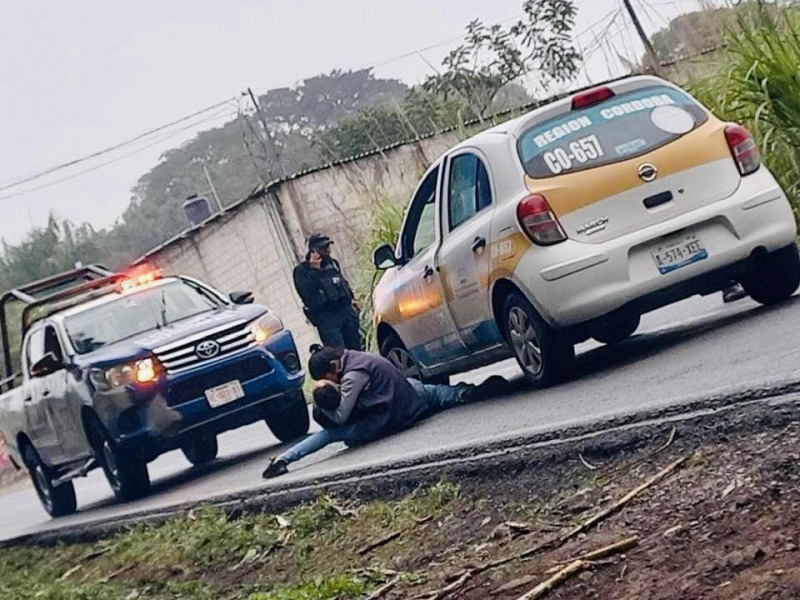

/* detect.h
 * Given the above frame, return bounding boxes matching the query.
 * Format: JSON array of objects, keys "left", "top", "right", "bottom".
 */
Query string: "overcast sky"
[{"left": 0, "top": 0, "right": 715, "bottom": 244}]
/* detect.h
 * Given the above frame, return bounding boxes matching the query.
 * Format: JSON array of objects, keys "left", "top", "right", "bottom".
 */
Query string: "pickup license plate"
[
  {"left": 205, "top": 380, "right": 244, "bottom": 408},
  {"left": 651, "top": 233, "right": 708, "bottom": 275}
]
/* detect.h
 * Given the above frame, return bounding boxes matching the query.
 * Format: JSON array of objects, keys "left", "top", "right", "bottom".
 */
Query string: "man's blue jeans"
[{"left": 279, "top": 379, "right": 470, "bottom": 464}]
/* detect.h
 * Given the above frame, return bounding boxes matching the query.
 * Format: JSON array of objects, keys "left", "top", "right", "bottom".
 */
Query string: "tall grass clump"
[
  {"left": 690, "top": 3, "right": 800, "bottom": 212},
  {"left": 353, "top": 196, "right": 406, "bottom": 350}
]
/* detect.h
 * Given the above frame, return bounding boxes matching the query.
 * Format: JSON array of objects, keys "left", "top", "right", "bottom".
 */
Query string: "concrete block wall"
[
  {"left": 143, "top": 131, "right": 470, "bottom": 364},
  {"left": 150, "top": 200, "right": 317, "bottom": 362}
]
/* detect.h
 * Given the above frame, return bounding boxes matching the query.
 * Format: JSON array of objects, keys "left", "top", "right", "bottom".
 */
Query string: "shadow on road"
[
  {"left": 501, "top": 296, "right": 799, "bottom": 395},
  {"left": 71, "top": 295, "right": 800, "bottom": 513},
  {"left": 77, "top": 440, "right": 288, "bottom": 513}
]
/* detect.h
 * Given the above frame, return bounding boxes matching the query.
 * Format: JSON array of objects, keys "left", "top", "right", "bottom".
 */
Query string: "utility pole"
[
  {"left": 202, "top": 164, "right": 224, "bottom": 213},
  {"left": 245, "top": 87, "right": 286, "bottom": 181},
  {"left": 621, "top": 0, "right": 662, "bottom": 75}
]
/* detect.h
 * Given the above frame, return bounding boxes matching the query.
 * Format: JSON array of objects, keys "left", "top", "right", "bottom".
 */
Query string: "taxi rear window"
[{"left": 517, "top": 85, "right": 708, "bottom": 178}]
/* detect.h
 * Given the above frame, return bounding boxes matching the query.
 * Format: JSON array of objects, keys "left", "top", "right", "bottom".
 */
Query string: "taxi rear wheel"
[
  {"left": 503, "top": 293, "right": 574, "bottom": 388},
  {"left": 592, "top": 314, "right": 641, "bottom": 345},
  {"left": 742, "top": 244, "right": 800, "bottom": 306}
]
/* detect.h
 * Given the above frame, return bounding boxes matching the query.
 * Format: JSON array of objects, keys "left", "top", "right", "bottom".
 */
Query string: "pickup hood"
[{"left": 75, "top": 304, "right": 268, "bottom": 368}]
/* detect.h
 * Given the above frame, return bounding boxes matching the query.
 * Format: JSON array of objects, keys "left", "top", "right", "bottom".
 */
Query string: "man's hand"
[{"left": 309, "top": 250, "right": 322, "bottom": 270}]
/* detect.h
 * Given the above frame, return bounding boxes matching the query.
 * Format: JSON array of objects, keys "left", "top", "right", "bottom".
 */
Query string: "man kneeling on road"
[{"left": 262, "top": 346, "right": 507, "bottom": 478}]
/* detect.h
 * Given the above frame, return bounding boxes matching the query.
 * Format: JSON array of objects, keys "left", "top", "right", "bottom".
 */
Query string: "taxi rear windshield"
[{"left": 517, "top": 85, "right": 708, "bottom": 178}]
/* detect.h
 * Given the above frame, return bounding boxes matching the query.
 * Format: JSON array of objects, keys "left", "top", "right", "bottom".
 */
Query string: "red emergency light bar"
[{"left": 116, "top": 266, "right": 163, "bottom": 293}]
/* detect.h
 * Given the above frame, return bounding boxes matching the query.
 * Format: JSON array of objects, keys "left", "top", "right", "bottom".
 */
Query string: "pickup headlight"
[
  {"left": 90, "top": 358, "right": 159, "bottom": 391},
  {"left": 250, "top": 313, "right": 283, "bottom": 343}
]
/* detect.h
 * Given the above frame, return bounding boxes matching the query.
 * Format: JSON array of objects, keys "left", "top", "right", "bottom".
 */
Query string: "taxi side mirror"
[{"left": 372, "top": 245, "right": 397, "bottom": 270}]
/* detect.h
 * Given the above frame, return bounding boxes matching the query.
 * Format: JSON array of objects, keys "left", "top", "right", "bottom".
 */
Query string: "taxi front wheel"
[
  {"left": 380, "top": 333, "right": 450, "bottom": 384},
  {"left": 503, "top": 293, "right": 574, "bottom": 388}
]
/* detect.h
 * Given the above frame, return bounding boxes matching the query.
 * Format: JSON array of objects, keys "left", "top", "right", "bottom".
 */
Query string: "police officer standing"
[{"left": 293, "top": 234, "right": 363, "bottom": 350}]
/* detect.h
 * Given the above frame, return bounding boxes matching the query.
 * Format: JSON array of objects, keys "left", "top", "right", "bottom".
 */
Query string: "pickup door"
[{"left": 24, "top": 322, "right": 84, "bottom": 465}]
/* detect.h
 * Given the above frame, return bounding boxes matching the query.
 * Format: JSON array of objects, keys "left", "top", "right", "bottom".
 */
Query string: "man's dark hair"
[
  {"left": 313, "top": 383, "right": 341, "bottom": 411},
  {"left": 308, "top": 345, "right": 344, "bottom": 380}
]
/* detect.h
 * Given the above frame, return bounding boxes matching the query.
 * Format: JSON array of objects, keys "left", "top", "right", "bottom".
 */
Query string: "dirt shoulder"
[{"left": 1, "top": 395, "right": 798, "bottom": 599}]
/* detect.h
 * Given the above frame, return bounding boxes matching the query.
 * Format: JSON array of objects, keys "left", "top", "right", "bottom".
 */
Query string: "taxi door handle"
[
  {"left": 41, "top": 390, "right": 50, "bottom": 398},
  {"left": 422, "top": 265, "right": 435, "bottom": 280},
  {"left": 471, "top": 236, "right": 487, "bottom": 253},
  {"left": 24, "top": 396, "right": 32, "bottom": 403}
]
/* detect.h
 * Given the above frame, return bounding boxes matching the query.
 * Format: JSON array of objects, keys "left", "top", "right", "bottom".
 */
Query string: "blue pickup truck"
[{"left": 0, "top": 265, "right": 308, "bottom": 516}]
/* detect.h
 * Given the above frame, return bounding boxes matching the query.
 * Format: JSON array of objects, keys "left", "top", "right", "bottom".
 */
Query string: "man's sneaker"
[
  {"left": 722, "top": 284, "right": 747, "bottom": 303},
  {"left": 457, "top": 383, "right": 478, "bottom": 403},
  {"left": 475, "top": 375, "right": 511, "bottom": 400},
  {"left": 262, "top": 458, "right": 288, "bottom": 479},
  {"left": 460, "top": 376, "right": 511, "bottom": 403}
]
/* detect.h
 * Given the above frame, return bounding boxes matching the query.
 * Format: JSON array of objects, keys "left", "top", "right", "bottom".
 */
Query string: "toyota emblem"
[
  {"left": 195, "top": 340, "right": 220, "bottom": 359},
  {"left": 638, "top": 163, "right": 658, "bottom": 182}
]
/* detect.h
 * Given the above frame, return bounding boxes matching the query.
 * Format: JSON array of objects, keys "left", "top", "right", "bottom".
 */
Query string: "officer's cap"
[{"left": 308, "top": 233, "right": 333, "bottom": 250}]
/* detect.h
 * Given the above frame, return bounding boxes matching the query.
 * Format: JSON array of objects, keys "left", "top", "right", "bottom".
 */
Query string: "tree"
[
  {"left": 311, "top": 88, "right": 469, "bottom": 162},
  {"left": 424, "top": 0, "right": 580, "bottom": 118},
  {"left": 257, "top": 69, "right": 406, "bottom": 134}
]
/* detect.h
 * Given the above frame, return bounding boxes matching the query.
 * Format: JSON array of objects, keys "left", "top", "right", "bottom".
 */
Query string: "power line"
[
  {"left": 0, "top": 4, "right": 656, "bottom": 200},
  {"left": 0, "top": 106, "right": 237, "bottom": 201},
  {"left": 0, "top": 97, "right": 238, "bottom": 194}
]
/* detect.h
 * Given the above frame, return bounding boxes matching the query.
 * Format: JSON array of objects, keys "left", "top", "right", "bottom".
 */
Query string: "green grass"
[
  {"left": 352, "top": 195, "right": 408, "bottom": 350},
  {"left": 0, "top": 481, "right": 461, "bottom": 600},
  {"left": 247, "top": 576, "right": 367, "bottom": 600},
  {"left": 690, "top": 3, "right": 800, "bottom": 211}
]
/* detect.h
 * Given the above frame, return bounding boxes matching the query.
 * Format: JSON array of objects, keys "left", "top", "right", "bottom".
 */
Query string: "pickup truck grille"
[
  {"left": 167, "top": 356, "right": 272, "bottom": 407},
  {"left": 153, "top": 320, "right": 255, "bottom": 374}
]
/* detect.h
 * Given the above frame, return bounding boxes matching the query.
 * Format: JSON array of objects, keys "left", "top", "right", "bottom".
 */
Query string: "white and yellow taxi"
[{"left": 371, "top": 75, "right": 799, "bottom": 387}]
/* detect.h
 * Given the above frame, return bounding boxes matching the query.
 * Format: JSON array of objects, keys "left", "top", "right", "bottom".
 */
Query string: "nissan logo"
[
  {"left": 195, "top": 340, "right": 220, "bottom": 359},
  {"left": 638, "top": 163, "right": 658, "bottom": 182}
]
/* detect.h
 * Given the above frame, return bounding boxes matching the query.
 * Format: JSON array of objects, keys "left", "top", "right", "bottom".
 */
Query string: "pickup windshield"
[{"left": 64, "top": 280, "right": 223, "bottom": 354}]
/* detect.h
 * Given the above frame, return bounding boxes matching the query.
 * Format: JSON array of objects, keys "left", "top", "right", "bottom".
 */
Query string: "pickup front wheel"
[
  {"left": 23, "top": 444, "right": 77, "bottom": 518},
  {"left": 89, "top": 419, "right": 150, "bottom": 502},
  {"left": 265, "top": 391, "right": 311, "bottom": 443},
  {"left": 181, "top": 435, "right": 219, "bottom": 466}
]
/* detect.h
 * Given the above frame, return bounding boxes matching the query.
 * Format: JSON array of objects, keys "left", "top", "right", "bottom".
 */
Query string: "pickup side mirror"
[
  {"left": 373, "top": 244, "right": 398, "bottom": 270},
  {"left": 229, "top": 291, "right": 254, "bottom": 305},
  {"left": 30, "top": 352, "right": 63, "bottom": 378}
]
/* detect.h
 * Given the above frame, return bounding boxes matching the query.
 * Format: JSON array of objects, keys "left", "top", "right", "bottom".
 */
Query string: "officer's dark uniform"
[{"left": 293, "top": 234, "right": 363, "bottom": 350}]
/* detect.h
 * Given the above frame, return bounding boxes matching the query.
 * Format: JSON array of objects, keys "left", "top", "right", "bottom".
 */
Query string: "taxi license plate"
[
  {"left": 651, "top": 233, "right": 708, "bottom": 275},
  {"left": 205, "top": 380, "right": 244, "bottom": 408}
]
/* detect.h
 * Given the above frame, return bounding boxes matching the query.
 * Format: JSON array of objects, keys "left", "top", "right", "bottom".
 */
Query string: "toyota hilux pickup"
[{"left": 0, "top": 265, "right": 308, "bottom": 516}]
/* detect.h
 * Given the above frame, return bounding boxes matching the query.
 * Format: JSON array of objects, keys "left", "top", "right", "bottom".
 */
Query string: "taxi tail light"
[
  {"left": 725, "top": 124, "right": 760, "bottom": 176},
  {"left": 517, "top": 194, "right": 567, "bottom": 246},
  {"left": 571, "top": 86, "right": 615, "bottom": 110}
]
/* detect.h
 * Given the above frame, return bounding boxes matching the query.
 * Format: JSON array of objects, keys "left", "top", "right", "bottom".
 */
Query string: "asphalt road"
[{"left": 2, "top": 292, "right": 800, "bottom": 541}]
